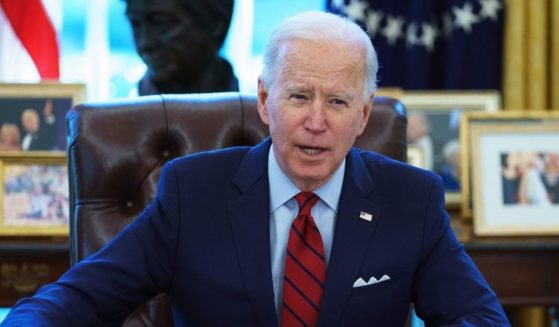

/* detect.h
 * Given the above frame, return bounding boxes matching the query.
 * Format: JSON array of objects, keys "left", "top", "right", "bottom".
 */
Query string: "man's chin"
[{"left": 291, "top": 169, "right": 332, "bottom": 190}]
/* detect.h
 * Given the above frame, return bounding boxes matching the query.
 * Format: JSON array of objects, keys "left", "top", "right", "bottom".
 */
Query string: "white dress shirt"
[
  {"left": 21, "top": 133, "right": 33, "bottom": 151},
  {"left": 268, "top": 147, "right": 345, "bottom": 316}
]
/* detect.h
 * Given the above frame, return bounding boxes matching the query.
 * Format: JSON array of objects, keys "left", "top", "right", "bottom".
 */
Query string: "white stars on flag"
[
  {"left": 381, "top": 15, "right": 404, "bottom": 45},
  {"left": 366, "top": 9, "right": 383, "bottom": 37},
  {"left": 333, "top": 0, "right": 502, "bottom": 50},
  {"left": 420, "top": 23, "right": 438, "bottom": 52},
  {"left": 453, "top": 2, "right": 479, "bottom": 33},
  {"left": 406, "top": 23, "right": 419, "bottom": 46},
  {"left": 479, "top": 0, "right": 502, "bottom": 21},
  {"left": 344, "top": 0, "right": 368, "bottom": 21}
]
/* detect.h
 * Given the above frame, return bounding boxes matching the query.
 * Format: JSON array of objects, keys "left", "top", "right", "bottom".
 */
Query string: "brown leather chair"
[{"left": 66, "top": 92, "right": 407, "bottom": 326}]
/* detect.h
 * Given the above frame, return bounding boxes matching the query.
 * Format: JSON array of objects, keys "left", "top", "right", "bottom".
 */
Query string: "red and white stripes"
[{"left": 0, "top": 0, "right": 60, "bottom": 81}]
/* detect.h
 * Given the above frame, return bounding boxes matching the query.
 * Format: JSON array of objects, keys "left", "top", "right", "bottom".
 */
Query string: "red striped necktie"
[{"left": 281, "top": 192, "right": 326, "bottom": 327}]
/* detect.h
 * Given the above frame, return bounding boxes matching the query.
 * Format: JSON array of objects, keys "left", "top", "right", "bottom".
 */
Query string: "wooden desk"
[
  {"left": 467, "top": 240, "right": 559, "bottom": 308},
  {"left": 0, "top": 242, "right": 69, "bottom": 307},
  {"left": 1, "top": 237, "right": 558, "bottom": 325}
]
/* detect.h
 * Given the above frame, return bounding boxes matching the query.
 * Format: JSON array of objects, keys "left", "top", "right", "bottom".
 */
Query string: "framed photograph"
[
  {"left": 0, "top": 153, "right": 68, "bottom": 236},
  {"left": 468, "top": 119, "right": 559, "bottom": 235},
  {"left": 401, "top": 91, "right": 501, "bottom": 206},
  {"left": 407, "top": 145, "right": 427, "bottom": 169},
  {"left": 0, "top": 83, "right": 85, "bottom": 153}
]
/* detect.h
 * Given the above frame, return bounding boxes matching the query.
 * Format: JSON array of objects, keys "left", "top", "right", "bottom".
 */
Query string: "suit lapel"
[
  {"left": 228, "top": 143, "right": 382, "bottom": 327},
  {"left": 228, "top": 139, "right": 279, "bottom": 327},
  {"left": 319, "top": 149, "right": 381, "bottom": 327}
]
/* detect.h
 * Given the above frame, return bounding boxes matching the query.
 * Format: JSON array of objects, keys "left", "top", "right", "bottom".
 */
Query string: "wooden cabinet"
[
  {"left": 468, "top": 241, "right": 559, "bottom": 307},
  {"left": 1, "top": 230, "right": 558, "bottom": 326},
  {"left": 0, "top": 241, "right": 69, "bottom": 307}
]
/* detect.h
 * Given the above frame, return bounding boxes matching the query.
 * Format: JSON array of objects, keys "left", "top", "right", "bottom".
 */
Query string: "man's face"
[
  {"left": 22, "top": 111, "right": 39, "bottom": 133},
  {"left": 257, "top": 39, "right": 372, "bottom": 191},
  {"left": 407, "top": 114, "right": 429, "bottom": 143},
  {"left": 126, "top": 0, "right": 217, "bottom": 83}
]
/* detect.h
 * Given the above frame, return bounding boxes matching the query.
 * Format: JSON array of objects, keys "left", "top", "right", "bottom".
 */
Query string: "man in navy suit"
[
  {"left": 20, "top": 104, "right": 56, "bottom": 151},
  {"left": 2, "top": 11, "right": 509, "bottom": 326}
]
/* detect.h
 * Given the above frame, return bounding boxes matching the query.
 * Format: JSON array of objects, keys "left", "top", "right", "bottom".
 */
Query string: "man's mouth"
[{"left": 300, "top": 146, "right": 325, "bottom": 155}]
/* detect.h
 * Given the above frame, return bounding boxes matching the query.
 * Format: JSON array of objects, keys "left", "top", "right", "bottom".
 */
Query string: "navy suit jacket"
[{"left": 3, "top": 139, "right": 508, "bottom": 326}]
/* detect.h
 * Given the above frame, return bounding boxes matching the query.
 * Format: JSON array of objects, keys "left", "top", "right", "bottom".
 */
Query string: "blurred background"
[
  {"left": 0, "top": 0, "right": 556, "bottom": 110},
  {"left": 1, "top": 0, "right": 328, "bottom": 99}
]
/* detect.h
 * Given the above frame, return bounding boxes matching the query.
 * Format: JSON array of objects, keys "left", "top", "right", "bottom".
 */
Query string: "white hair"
[
  {"left": 442, "top": 139, "right": 460, "bottom": 160},
  {"left": 260, "top": 11, "right": 378, "bottom": 99}
]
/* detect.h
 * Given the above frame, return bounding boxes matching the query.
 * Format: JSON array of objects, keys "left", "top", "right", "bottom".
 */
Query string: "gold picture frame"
[
  {"left": 401, "top": 90, "right": 501, "bottom": 207},
  {"left": 407, "top": 145, "right": 427, "bottom": 169},
  {"left": 0, "top": 152, "right": 68, "bottom": 236},
  {"left": 466, "top": 115, "right": 559, "bottom": 235},
  {"left": 0, "top": 82, "right": 85, "bottom": 153}
]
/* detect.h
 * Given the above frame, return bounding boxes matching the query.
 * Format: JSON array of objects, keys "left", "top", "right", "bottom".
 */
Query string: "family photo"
[
  {"left": 501, "top": 152, "right": 559, "bottom": 206},
  {"left": 3, "top": 163, "right": 69, "bottom": 226}
]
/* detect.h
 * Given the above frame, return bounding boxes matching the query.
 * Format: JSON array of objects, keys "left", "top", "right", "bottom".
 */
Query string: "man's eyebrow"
[
  {"left": 283, "top": 83, "right": 309, "bottom": 93},
  {"left": 330, "top": 92, "right": 354, "bottom": 101}
]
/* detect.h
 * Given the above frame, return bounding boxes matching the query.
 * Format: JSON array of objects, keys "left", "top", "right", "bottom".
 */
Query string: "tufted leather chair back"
[{"left": 66, "top": 92, "right": 407, "bottom": 326}]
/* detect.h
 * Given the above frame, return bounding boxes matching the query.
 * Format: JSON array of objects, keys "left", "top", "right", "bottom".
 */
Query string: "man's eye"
[
  {"left": 291, "top": 94, "right": 307, "bottom": 101},
  {"left": 331, "top": 99, "right": 348, "bottom": 106}
]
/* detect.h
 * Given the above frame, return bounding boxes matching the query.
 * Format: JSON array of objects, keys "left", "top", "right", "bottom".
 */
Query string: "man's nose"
[{"left": 303, "top": 101, "right": 327, "bottom": 132}]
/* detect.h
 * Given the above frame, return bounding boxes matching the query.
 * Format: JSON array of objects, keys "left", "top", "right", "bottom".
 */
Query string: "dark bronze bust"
[{"left": 125, "top": 0, "right": 238, "bottom": 95}]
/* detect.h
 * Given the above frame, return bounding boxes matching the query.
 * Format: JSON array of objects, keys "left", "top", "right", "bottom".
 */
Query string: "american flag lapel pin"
[{"left": 359, "top": 211, "right": 373, "bottom": 222}]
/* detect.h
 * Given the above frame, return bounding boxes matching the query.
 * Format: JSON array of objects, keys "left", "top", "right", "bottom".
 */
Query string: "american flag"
[
  {"left": 0, "top": 0, "right": 60, "bottom": 82},
  {"left": 327, "top": 0, "right": 504, "bottom": 90}
]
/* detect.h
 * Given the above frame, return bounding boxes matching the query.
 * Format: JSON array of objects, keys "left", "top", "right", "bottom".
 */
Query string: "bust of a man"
[{"left": 125, "top": 0, "right": 238, "bottom": 95}]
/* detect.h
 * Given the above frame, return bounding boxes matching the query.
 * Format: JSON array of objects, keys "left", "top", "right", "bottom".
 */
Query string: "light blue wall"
[{"left": 252, "top": 0, "right": 325, "bottom": 54}]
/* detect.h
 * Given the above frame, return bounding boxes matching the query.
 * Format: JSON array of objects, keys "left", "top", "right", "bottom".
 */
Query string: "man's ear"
[
  {"left": 257, "top": 77, "right": 270, "bottom": 125},
  {"left": 357, "top": 94, "right": 374, "bottom": 135}
]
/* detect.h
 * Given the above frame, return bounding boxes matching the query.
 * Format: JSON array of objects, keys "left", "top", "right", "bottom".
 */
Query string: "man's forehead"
[
  {"left": 279, "top": 38, "right": 363, "bottom": 68},
  {"left": 278, "top": 52, "right": 363, "bottom": 88},
  {"left": 23, "top": 111, "right": 39, "bottom": 119}
]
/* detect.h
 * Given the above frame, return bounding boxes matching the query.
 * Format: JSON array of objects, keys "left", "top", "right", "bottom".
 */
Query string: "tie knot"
[{"left": 295, "top": 192, "right": 319, "bottom": 216}]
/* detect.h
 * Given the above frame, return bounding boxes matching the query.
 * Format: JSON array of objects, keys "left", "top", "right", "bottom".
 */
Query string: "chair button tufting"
[
  {"left": 162, "top": 150, "right": 170, "bottom": 158},
  {"left": 125, "top": 201, "right": 134, "bottom": 208}
]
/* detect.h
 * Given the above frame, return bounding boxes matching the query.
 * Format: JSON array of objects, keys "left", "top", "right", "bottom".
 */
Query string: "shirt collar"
[{"left": 268, "top": 146, "right": 345, "bottom": 213}]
